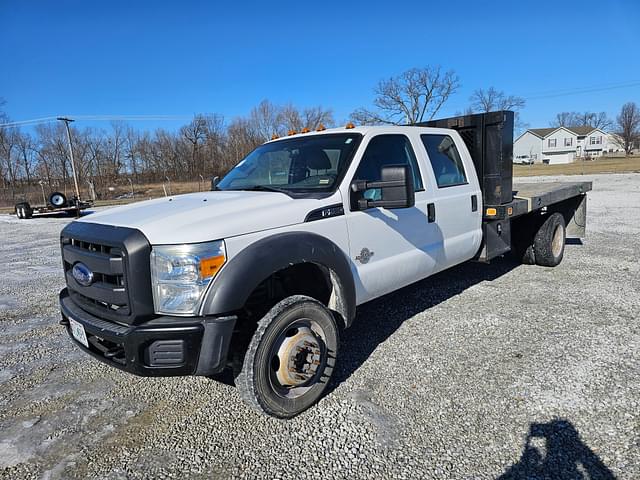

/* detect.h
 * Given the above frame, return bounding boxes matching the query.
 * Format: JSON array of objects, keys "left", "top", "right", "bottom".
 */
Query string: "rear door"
[
  {"left": 419, "top": 132, "right": 482, "bottom": 269},
  {"left": 343, "top": 133, "right": 441, "bottom": 304}
]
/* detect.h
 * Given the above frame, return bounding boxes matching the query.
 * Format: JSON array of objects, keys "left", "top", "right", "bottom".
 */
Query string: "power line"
[
  {"left": 0, "top": 114, "right": 193, "bottom": 129},
  {"left": 523, "top": 80, "right": 640, "bottom": 100}
]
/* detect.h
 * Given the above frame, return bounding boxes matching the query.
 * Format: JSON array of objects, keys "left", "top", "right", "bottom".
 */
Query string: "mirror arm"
[
  {"left": 351, "top": 179, "right": 405, "bottom": 192},
  {"left": 360, "top": 199, "right": 411, "bottom": 209}
]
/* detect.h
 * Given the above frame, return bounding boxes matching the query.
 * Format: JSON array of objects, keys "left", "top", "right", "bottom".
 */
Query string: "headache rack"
[{"left": 418, "top": 110, "right": 514, "bottom": 209}]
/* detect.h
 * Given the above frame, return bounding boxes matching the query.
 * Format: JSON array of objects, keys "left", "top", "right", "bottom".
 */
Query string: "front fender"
[{"left": 201, "top": 232, "right": 356, "bottom": 326}]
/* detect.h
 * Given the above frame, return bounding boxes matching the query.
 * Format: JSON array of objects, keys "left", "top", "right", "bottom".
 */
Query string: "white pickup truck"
[{"left": 59, "top": 111, "right": 591, "bottom": 417}]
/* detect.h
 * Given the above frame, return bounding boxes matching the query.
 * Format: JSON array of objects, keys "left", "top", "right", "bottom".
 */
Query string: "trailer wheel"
[
  {"left": 533, "top": 213, "right": 566, "bottom": 267},
  {"left": 15, "top": 202, "right": 32, "bottom": 219},
  {"left": 48, "top": 192, "right": 67, "bottom": 208},
  {"left": 235, "top": 295, "right": 339, "bottom": 418},
  {"left": 23, "top": 203, "right": 33, "bottom": 219}
]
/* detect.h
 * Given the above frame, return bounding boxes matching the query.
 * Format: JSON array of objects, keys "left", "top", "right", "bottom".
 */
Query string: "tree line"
[
  {"left": 0, "top": 99, "right": 334, "bottom": 202},
  {"left": 2, "top": 65, "right": 639, "bottom": 204}
]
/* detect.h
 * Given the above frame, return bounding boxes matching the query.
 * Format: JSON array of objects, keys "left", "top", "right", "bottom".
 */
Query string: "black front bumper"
[{"left": 59, "top": 289, "right": 236, "bottom": 377}]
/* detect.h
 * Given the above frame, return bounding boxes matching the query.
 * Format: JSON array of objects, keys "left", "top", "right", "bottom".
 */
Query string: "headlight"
[{"left": 150, "top": 240, "right": 226, "bottom": 315}]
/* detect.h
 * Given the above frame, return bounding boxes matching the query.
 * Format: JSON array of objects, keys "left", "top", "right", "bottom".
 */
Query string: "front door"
[{"left": 344, "top": 134, "right": 441, "bottom": 304}]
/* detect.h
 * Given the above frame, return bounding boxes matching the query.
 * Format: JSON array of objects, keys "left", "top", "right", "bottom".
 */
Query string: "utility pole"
[{"left": 57, "top": 117, "right": 81, "bottom": 203}]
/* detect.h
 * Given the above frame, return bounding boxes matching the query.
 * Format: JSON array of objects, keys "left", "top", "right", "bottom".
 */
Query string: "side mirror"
[
  {"left": 210, "top": 176, "right": 220, "bottom": 191},
  {"left": 351, "top": 164, "right": 415, "bottom": 210}
]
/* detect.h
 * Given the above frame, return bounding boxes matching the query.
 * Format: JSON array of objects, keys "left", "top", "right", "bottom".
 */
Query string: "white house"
[{"left": 514, "top": 126, "right": 621, "bottom": 164}]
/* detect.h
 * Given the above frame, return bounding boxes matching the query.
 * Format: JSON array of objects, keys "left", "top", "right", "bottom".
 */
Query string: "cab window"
[
  {"left": 353, "top": 135, "right": 423, "bottom": 201},
  {"left": 421, "top": 134, "right": 468, "bottom": 188}
]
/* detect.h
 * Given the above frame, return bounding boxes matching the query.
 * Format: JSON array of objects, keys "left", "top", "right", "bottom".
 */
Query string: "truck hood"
[{"left": 78, "top": 191, "right": 340, "bottom": 244}]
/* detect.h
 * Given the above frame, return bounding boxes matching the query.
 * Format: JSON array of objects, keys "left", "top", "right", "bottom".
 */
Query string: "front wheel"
[{"left": 235, "top": 296, "right": 339, "bottom": 418}]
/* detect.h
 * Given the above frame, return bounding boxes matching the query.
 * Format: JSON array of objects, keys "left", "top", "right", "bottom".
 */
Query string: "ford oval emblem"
[{"left": 72, "top": 262, "right": 94, "bottom": 287}]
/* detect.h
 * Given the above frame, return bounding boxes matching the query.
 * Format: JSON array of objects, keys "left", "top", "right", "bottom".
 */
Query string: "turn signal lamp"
[
  {"left": 486, "top": 208, "right": 497, "bottom": 216},
  {"left": 200, "top": 255, "right": 226, "bottom": 278}
]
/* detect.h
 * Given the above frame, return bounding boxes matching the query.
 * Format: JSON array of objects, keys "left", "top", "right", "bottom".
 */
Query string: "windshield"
[{"left": 218, "top": 133, "right": 363, "bottom": 193}]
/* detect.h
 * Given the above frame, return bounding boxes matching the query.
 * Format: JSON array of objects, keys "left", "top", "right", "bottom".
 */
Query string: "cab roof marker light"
[
  {"left": 288, "top": 129, "right": 297, "bottom": 136},
  {"left": 345, "top": 122, "right": 355, "bottom": 129},
  {"left": 301, "top": 127, "right": 310, "bottom": 133},
  {"left": 271, "top": 134, "right": 279, "bottom": 140},
  {"left": 316, "top": 124, "right": 326, "bottom": 131}
]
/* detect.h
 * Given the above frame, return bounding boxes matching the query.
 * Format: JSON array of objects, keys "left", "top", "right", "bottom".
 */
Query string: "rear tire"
[
  {"left": 511, "top": 218, "right": 537, "bottom": 265},
  {"left": 235, "top": 295, "right": 339, "bottom": 418},
  {"left": 533, "top": 213, "right": 566, "bottom": 267}
]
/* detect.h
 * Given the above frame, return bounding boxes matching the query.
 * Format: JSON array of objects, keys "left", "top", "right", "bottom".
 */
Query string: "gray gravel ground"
[{"left": 0, "top": 173, "right": 639, "bottom": 479}]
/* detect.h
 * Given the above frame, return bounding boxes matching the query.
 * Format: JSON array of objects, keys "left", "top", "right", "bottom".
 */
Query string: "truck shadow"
[
  {"left": 498, "top": 419, "right": 615, "bottom": 479},
  {"left": 328, "top": 255, "right": 519, "bottom": 395}
]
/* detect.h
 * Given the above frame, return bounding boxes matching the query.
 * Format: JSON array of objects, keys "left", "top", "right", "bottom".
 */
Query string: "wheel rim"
[
  {"left": 268, "top": 318, "right": 327, "bottom": 399},
  {"left": 551, "top": 223, "right": 564, "bottom": 257},
  {"left": 51, "top": 194, "right": 64, "bottom": 206}
]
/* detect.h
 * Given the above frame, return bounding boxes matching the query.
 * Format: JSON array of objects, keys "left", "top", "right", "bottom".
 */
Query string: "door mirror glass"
[{"left": 351, "top": 164, "right": 415, "bottom": 210}]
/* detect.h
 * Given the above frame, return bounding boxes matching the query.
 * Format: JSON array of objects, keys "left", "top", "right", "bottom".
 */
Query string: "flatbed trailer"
[{"left": 15, "top": 194, "right": 93, "bottom": 219}]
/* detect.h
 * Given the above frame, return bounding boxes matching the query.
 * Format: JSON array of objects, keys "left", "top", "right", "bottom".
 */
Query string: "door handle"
[
  {"left": 471, "top": 195, "right": 478, "bottom": 212},
  {"left": 427, "top": 203, "right": 436, "bottom": 223}
]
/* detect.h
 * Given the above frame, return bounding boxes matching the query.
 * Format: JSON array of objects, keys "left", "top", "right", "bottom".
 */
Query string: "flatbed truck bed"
[{"left": 512, "top": 181, "right": 591, "bottom": 214}]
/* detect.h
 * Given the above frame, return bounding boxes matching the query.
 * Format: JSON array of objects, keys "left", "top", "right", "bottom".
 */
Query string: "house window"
[
  {"left": 564, "top": 138, "right": 573, "bottom": 146},
  {"left": 548, "top": 138, "right": 557, "bottom": 147},
  {"left": 590, "top": 136, "right": 602, "bottom": 145}
]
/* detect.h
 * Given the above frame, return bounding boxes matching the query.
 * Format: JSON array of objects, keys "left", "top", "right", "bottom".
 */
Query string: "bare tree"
[
  {"left": 180, "top": 115, "right": 209, "bottom": 176},
  {"left": 250, "top": 100, "right": 284, "bottom": 140},
  {"left": 351, "top": 66, "right": 460, "bottom": 125},
  {"left": 300, "top": 106, "right": 334, "bottom": 131},
  {"left": 469, "top": 87, "right": 525, "bottom": 113},
  {"left": 551, "top": 111, "right": 612, "bottom": 130},
  {"left": 250, "top": 101, "right": 334, "bottom": 139},
  {"left": 613, "top": 102, "right": 640, "bottom": 155},
  {"left": 16, "top": 132, "right": 37, "bottom": 185}
]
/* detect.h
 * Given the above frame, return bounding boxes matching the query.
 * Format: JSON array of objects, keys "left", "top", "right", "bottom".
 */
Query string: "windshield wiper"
[{"left": 234, "top": 185, "right": 290, "bottom": 194}]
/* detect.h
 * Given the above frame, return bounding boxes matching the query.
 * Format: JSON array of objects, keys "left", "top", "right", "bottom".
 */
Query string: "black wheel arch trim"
[{"left": 202, "top": 231, "right": 356, "bottom": 327}]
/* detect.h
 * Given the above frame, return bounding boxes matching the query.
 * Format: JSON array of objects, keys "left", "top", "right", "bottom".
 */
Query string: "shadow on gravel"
[
  {"left": 498, "top": 419, "right": 615, "bottom": 479},
  {"left": 327, "top": 255, "right": 519, "bottom": 395}
]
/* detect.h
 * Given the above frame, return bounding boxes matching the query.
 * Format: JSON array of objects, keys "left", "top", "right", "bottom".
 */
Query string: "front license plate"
[{"left": 69, "top": 318, "right": 89, "bottom": 348}]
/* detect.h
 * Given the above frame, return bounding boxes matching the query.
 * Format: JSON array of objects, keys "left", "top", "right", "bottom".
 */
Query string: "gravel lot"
[{"left": 1, "top": 173, "right": 639, "bottom": 479}]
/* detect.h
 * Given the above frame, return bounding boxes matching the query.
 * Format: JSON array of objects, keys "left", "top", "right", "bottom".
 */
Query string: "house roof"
[
  {"left": 566, "top": 126, "right": 595, "bottom": 136},
  {"left": 528, "top": 128, "right": 557, "bottom": 138},
  {"left": 525, "top": 126, "right": 604, "bottom": 139}
]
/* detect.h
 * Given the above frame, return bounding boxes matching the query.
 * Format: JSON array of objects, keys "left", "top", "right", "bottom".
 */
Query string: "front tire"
[{"left": 235, "top": 295, "right": 339, "bottom": 418}]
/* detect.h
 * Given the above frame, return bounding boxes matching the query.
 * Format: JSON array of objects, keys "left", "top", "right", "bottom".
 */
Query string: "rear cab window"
[{"left": 421, "top": 134, "right": 468, "bottom": 188}]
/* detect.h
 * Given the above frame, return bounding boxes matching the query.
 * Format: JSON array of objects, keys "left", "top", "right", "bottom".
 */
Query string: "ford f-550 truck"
[{"left": 59, "top": 111, "right": 591, "bottom": 418}]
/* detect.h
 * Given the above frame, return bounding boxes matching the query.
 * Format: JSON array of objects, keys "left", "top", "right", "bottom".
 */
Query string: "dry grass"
[{"left": 513, "top": 155, "right": 640, "bottom": 177}]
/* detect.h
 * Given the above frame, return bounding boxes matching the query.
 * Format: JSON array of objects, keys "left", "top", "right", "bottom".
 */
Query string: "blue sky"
[{"left": 1, "top": 0, "right": 639, "bottom": 131}]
